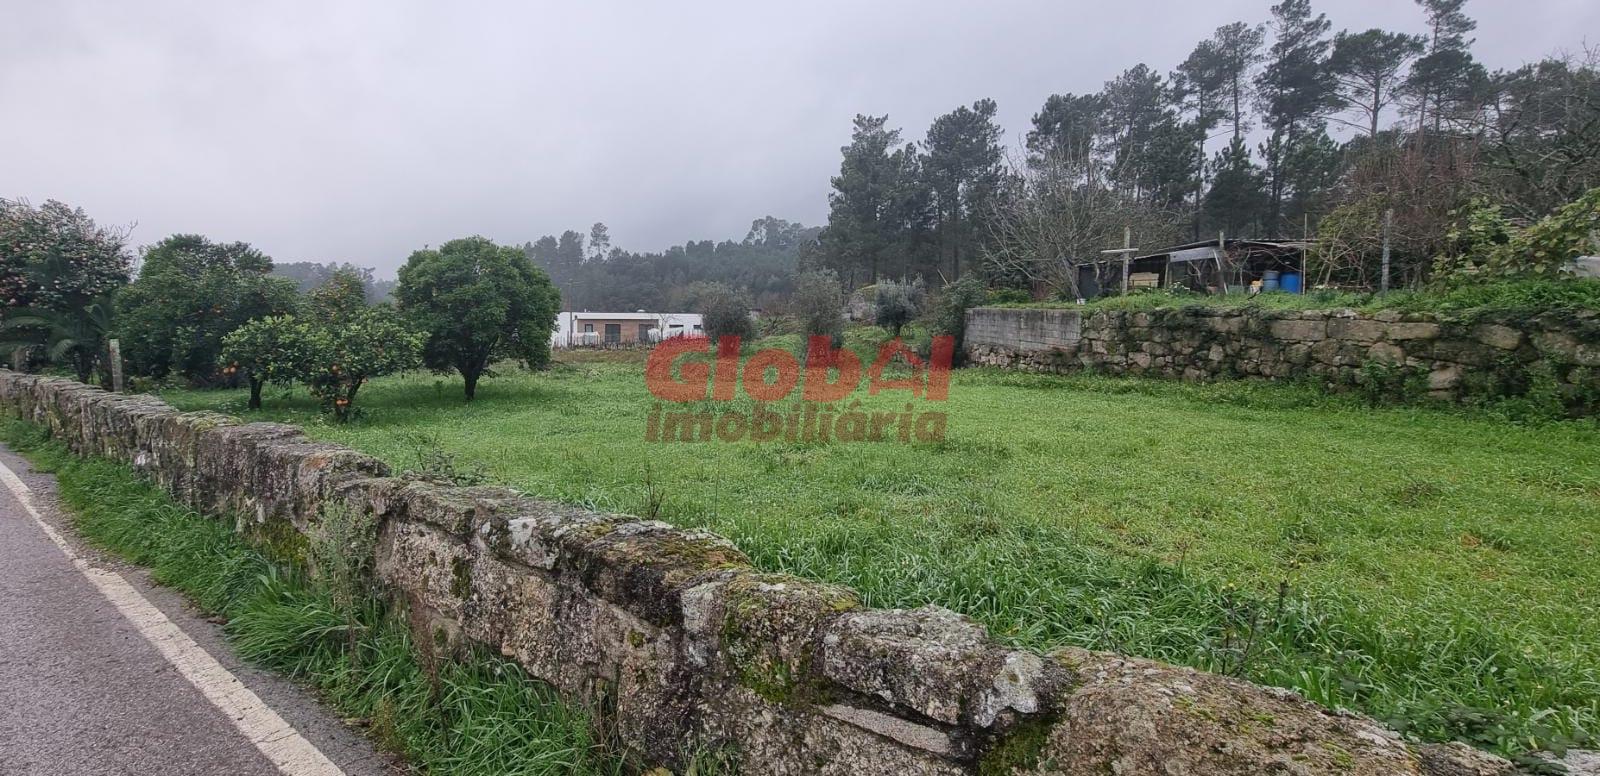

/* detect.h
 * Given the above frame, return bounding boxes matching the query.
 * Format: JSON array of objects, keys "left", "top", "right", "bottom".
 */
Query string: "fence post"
[
  {"left": 1380, "top": 209, "right": 1393, "bottom": 294},
  {"left": 108, "top": 339, "right": 125, "bottom": 392}
]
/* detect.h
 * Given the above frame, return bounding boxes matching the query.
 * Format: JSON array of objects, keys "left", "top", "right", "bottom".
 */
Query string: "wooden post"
[
  {"left": 1120, "top": 226, "right": 1132, "bottom": 295},
  {"left": 1379, "top": 208, "right": 1393, "bottom": 294},
  {"left": 1217, "top": 231, "right": 1228, "bottom": 294},
  {"left": 107, "top": 339, "right": 124, "bottom": 393}
]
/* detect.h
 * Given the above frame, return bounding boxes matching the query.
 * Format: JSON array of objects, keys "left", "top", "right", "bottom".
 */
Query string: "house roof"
[
  {"left": 1131, "top": 239, "right": 1314, "bottom": 262},
  {"left": 566, "top": 311, "right": 699, "bottom": 321}
]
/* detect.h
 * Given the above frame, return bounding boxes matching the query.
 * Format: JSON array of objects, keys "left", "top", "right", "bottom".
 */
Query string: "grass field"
[{"left": 160, "top": 346, "right": 1600, "bottom": 757}]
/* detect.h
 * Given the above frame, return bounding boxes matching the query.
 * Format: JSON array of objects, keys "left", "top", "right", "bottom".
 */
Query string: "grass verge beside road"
[{"left": 0, "top": 421, "right": 625, "bottom": 776}]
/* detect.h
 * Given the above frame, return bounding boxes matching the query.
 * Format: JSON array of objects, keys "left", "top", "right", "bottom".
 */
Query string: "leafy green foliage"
[
  {"left": 1, "top": 296, "right": 117, "bottom": 383},
  {"left": 525, "top": 218, "right": 813, "bottom": 313},
  {"left": 396, "top": 236, "right": 560, "bottom": 400},
  {"left": 220, "top": 315, "right": 315, "bottom": 409},
  {"left": 1328, "top": 29, "right": 1425, "bottom": 137},
  {"left": 309, "top": 268, "right": 369, "bottom": 325},
  {"left": 220, "top": 300, "right": 420, "bottom": 421},
  {"left": 0, "top": 199, "right": 131, "bottom": 377},
  {"left": 116, "top": 234, "right": 300, "bottom": 384},
  {"left": 300, "top": 306, "right": 422, "bottom": 421},
  {"left": 1438, "top": 187, "right": 1600, "bottom": 281},
  {"left": 930, "top": 276, "right": 988, "bottom": 358},
  {"left": 816, "top": 115, "right": 926, "bottom": 289},
  {"left": 0, "top": 198, "right": 130, "bottom": 312}
]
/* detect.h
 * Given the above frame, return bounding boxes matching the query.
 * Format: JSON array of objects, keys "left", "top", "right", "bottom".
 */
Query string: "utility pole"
[{"left": 1380, "top": 208, "right": 1393, "bottom": 294}]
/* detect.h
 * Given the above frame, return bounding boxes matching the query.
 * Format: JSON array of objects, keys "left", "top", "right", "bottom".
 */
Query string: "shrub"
[
  {"left": 1436, "top": 186, "right": 1600, "bottom": 281},
  {"left": 396, "top": 237, "right": 560, "bottom": 400},
  {"left": 931, "top": 276, "right": 988, "bottom": 360},
  {"left": 691, "top": 282, "right": 754, "bottom": 343},
  {"left": 986, "top": 288, "right": 1031, "bottom": 305}
]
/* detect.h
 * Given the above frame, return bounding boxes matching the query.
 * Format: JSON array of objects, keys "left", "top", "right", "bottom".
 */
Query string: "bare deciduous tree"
[{"left": 983, "top": 150, "right": 1183, "bottom": 298}]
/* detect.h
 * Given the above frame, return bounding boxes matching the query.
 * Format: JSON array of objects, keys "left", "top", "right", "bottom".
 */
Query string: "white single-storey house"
[{"left": 550, "top": 311, "right": 704, "bottom": 348}]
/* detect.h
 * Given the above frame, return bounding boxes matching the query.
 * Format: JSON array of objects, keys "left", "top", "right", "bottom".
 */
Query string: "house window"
[
  {"left": 604, "top": 323, "right": 622, "bottom": 344},
  {"left": 638, "top": 323, "right": 651, "bottom": 342},
  {"left": 583, "top": 323, "right": 594, "bottom": 333}
]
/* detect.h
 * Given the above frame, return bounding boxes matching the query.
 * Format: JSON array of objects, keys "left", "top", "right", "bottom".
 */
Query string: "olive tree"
[
  {"left": 688, "top": 281, "right": 753, "bottom": 342},
  {"left": 873, "top": 277, "right": 926, "bottom": 336},
  {"left": 791, "top": 269, "right": 845, "bottom": 343},
  {"left": 395, "top": 236, "right": 560, "bottom": 401}
]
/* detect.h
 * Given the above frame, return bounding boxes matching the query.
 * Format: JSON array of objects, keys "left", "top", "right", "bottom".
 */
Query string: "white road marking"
[{"left": 0, "top": 457, "right": 345, "bottom": 776}]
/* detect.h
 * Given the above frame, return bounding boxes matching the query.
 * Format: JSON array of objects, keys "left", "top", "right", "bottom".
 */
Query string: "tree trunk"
[
  {"left": 1370, "top": 81, "right": 1382, "bottom": 138},
  {"left": 248, "top": 378, "right": 263, "bottom": 410},
  {"left": 464, "top": 371, "right": 479, "bottom": 401}
]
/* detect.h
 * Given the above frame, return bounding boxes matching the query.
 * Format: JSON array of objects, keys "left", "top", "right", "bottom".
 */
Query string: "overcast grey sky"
[{"left": 4, "top": 0, "right": 1596, "bottom": 274}]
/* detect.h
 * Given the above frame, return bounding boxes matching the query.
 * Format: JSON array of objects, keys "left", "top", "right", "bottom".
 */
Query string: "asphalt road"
[{"left": 0, "top": 444, "right": 400, "bottom": 776}]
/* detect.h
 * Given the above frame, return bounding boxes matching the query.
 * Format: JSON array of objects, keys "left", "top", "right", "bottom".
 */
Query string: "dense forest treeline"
[{"left": 520, "top": 217, "right": 817, "bottom": 312}]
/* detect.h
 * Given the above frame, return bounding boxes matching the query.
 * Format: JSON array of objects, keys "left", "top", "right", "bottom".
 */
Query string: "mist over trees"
[
  {"left": 523, "top": 216, "right": 818, "bottom": 312},
  {"left": 272, "top": 261, "right": 396, "bottom": 304}
]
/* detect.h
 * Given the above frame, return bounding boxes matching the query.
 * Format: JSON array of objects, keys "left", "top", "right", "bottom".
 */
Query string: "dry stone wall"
[
  {"left": 967, "top": 306, "right": 1600, "bottom": 408},
  {"left": 0, "top": 370, "right": 1513, "bottom": 775}
]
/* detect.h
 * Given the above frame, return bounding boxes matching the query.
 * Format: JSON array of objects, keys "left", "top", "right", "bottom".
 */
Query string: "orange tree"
[
  {"left": 300, "top": 306, "right": 421, "bottom": 421},
  {"left": 395, "top": 236, "right": 559, "bottom": 401}
]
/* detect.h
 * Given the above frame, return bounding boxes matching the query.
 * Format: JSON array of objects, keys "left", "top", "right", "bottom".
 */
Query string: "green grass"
[
  {"left": 157, "top": 352, "right": 1600, "bottom": 759},
  {"left": 0, "top": 422, "right": 625, "bottom": 776}
]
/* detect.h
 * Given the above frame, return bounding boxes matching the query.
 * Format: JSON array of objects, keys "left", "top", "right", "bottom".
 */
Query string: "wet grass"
[
  {"left": 0, "top": 422, "right": 627, "bottom": 776},
  {"left": 157, "top": 353, "right": 1600, "bottom": 758}
]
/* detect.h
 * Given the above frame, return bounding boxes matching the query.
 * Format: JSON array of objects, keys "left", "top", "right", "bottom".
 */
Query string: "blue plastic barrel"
[{"left": 1280, "top": 272, "right": 1301, "bottom": 293}]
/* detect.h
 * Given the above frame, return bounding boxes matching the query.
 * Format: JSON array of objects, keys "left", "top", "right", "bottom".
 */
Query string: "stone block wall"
[
  {"left": 0, "top": 370, "right": 1511, "bottom": 775},
  {"left": 967, "top": 306, "right": 1600, "bottom": 408}
]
